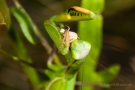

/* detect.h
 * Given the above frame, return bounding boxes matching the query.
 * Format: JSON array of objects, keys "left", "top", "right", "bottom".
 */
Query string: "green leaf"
[
  {"left": 8, "top": 26, "right": 40, "bottom": 88},
  {"left": 11, "top": 7, "right": 36, "bottom": 44},
  {"left": 8, "top": 26, "right": 31, "bottom": 62},
  {"left": 44, "top": 20, "right": 70, "bottom": 55},
  {"left": 98, "top": 64, "right": 120, "bottom": 82},
  {"left": 44, "top": 20, "right": 62, "bottom": 49}
]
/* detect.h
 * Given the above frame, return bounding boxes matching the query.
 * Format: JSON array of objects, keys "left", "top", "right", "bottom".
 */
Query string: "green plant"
[{"left": 0, "top": 0, "right": 121, "bottom": 90}]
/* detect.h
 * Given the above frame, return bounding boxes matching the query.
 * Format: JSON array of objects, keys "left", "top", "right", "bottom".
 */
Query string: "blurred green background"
[{"left": 0, "top": 0, "right": 135, "bottom": 90}]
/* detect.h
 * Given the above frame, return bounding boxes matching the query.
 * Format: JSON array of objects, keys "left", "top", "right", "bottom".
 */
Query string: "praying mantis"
[
  {"left": 44, "top": 6, "right": 122, "bottom": 90},
  {"left": 1, "top": 0, "right": 122, "bottom": 89},
  {"left": 44, "top": 6, "right": 95, "bottom": 59},
  {"left": 44, "top": 6, "right": 96, "bottom": 90}
]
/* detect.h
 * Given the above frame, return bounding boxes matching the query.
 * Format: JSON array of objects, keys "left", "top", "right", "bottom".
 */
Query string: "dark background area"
[{"left": 0, "top": 0, "right": 135, "bottom": 90}]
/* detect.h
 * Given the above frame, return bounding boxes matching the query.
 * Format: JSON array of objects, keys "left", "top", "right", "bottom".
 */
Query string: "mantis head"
[{"left": 51, "top": 6, "right": 96, "bottom": 22}]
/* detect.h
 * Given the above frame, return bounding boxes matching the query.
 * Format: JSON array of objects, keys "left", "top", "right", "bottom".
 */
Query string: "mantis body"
[
  {"left": 45, "top": 6, "right": 95, "bottom": 58},
  {"left": 44, "top": 6, "right": 96, "bottom": 90},
  {"left": 44, "top": 6, "right": 123, "bottom": 90}
]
